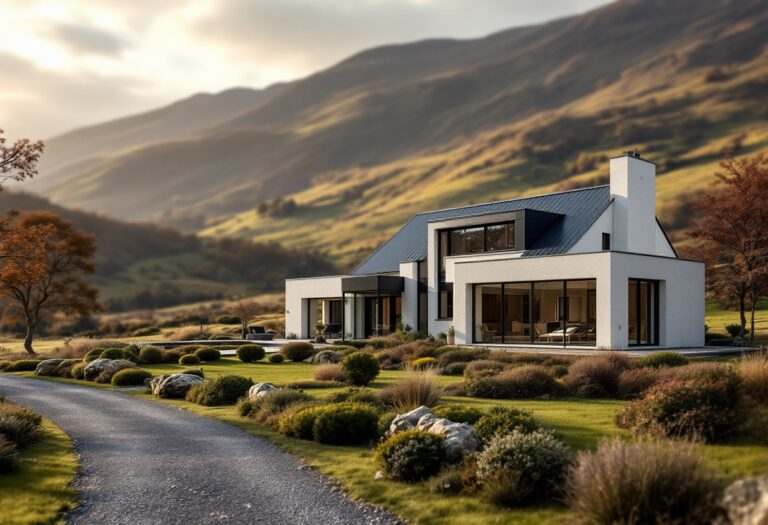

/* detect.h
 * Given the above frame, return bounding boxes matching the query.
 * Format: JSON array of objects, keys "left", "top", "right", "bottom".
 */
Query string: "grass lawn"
[
  {"left": 0, "top": 419, "right": 78, "bottom": 525},
  {"left": 14, "top": 357, "right": 767, "bottom": 525},
  {"left": 706, "top": 298, "right": 768, "bottom": 345}
]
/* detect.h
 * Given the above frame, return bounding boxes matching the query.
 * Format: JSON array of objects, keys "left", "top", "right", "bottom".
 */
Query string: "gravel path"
[{"left": 0, "top": 375, "right": 401, "bottom": 525}]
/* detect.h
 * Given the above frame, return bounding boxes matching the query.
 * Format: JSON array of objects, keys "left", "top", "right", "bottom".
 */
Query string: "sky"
[{"left": 0, "top": 0, "right": 611, "bottom": 140}]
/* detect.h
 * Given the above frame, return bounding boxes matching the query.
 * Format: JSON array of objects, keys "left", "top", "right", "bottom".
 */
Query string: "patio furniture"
[{"left": 246, "top": 326, "right": 275, "bottom": 341}]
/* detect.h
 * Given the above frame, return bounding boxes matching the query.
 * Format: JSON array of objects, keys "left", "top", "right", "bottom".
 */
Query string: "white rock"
[
  {"left": 721, "top": 475, "right": 768, "bottom": 525},
  {"left": 374, "top": 471, "right": 385, "bottom": 481},
  {"left": 151, "top": 373, "right": 205, "bottom": 398},
  {"left": 35, "top": 359, "right": 66, "bottom": 376},
  {"left": 84, "top": 359, "right": 136, "bottom": 381},
  {"left": 388, "top": 406, "right": 478, "bottom": 459},
  {"left": 388, "top": 405, "right": 433, "bottom": 434},
  {"left": 247, "top": 383, "right": 278, "bottom": 401}
]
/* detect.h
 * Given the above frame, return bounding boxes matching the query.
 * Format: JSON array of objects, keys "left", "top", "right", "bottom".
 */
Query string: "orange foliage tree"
[
  {"left": 0, "top": 128, "right": 44, "bottom": 187},
  {"left": 232, "top": 299, "right": 262, "bottom": 339},
  {"left": 0, "top": 212, "right": 100, "bottom": 354},
  {"left": 690, "top": 153, "right": 768, "bottom": 342}
]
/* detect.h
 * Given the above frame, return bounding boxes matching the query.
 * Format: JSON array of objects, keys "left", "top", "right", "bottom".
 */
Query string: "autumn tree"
[
  {"left": 232, "top": 300, "right": 261, "bottom": 339},
  {"left": 0, "top": 212, "right": 100, "bottom": 354},
  {"left": 0, "top": 129, "right": 44, "bottom": 188},
  {"left": 690, "top": 153, "right": 768, "bottom": 343}
]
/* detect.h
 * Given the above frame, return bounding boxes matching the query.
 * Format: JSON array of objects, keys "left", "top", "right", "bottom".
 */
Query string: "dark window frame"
[
  {"left": 602, "top": 232, "right": 611, "bottom": 251},
  {"left": 628, "top": 278, "right": 659, "bottom": 346}
]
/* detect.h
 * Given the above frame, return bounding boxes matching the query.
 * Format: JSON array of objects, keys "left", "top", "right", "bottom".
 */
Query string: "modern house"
[{"left": 285, "top": 152, "right": 705, "bottom": 349}]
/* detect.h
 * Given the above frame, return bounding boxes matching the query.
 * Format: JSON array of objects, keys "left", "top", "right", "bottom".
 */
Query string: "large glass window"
[
  {"left": 438, "top": 289, "right": 453, "bottom": 319},
  {"left": 486, "top": 223, "right": 515, "bottom": 251},
  {"left": 473, "top": 279, "right": 597, "bottom": 346},
  {"left": 629, "top": 279, "right": 658, "bottom": 345}
]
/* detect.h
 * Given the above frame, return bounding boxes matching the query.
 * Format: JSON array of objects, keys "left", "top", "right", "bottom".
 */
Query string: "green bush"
[
  {"left": 138, "top": 346, "right": 164, "bottom": 364},
  {"left": 237, "top": 345, "right": 266, "bottom": 363},
  {"left": 0, "top": 435, "right": 18, "bottom": 473},
  {"left": 375, "top": 429, "right": 446, "bottom": 482},
  {"left": 412, "top": 357, "right": 439, "bottom": 370},
  {"left": 616, "top": 365, "right": 744, "bottom": 442},
  {"left": 215, "top": 315, "right": 241, "bottom": 324},
  {"left": 432, "top": 404, "right": 484, "bottom": 424},
  {"left": 185, "top": 375, "right": 254, "bottom": 406},
  {"left": 0, "top": 362, "right": 10, "bottom": 372},
  {"left": 637, "top": 352, "right": 689, "bottom": 369},
  {"left": 341, "top": 352, "right": 380, "bottom": 386},
  {"left": 111, "top": 368, "right": 153, "bottom": 386},
  {"left": 312, "top": 404, "right": 379, "bottom": 445},
  {"left": 194, "top": 347, "right": 222, "bottom": 362},
  {"left": 440, "top": 362, "right": 467, "bottom": 376},
  {"left": 5, "top": 360, "right": 43, "bottom": 372},
  {"left": 71, "top": 362, "right": 86, "bottom": 380},
  {"left": 162, "top": 349, "right": 182, "bottom": 363},
  {"left": 725, "top": 323, "right": 745, "bottom": 337},
  {"left": 466, "top": 365, "right": 561, "bottom": 399},
  {"left": 476, "top": 429, "right": 571, "bottom": 506},
  {"left": 238, "top": 390, "right": 312, "bottom": 423},
  {"left": 179, "top": 354, "right": 201, "bottom": 365},
  {"left": 474, "top": 407, "right": 543, "bottom": 445},
  {"left": 99, "top": 348, "right": 129, "bottom": 360},
  {"left": 463, "top": 360, "right": 505, "bottom": 377},
  {"left": 279, "top": 404, "right": 323, "bottom": 439},
  {"left": 83, "top": 349, "right": 103, "bottom": 363},
  {"left": 565, "top": 354, "right": 633, "bottom": 398},
  {"left": 280, "top": 342, "right": 314, "bottom": 362},
  {"left": 175, "top": 345, "right": 202, "bottom": 355},
  {"left": 378, "top": 411, "right": 397, "bottom": 437},
  {"left": 268, "top": 353, "right": 284, "bottom": 363},
  {"left": 327, "top": 387, "right": 384, "bottom": 409},
  {"left": 566, "top": 439, "right": 721, "bottom": 524},
  {"left": 438, "top": 347, "right": 489, "bottom": 366}
]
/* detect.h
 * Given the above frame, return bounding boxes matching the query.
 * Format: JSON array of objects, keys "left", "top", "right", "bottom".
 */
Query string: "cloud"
[{"left": 51, "top": 22, "right": 127, "bottom": 56}]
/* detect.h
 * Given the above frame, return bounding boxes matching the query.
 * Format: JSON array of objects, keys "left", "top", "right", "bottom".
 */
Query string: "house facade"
[{"left": 285, "top": 152, "right": 705, "bottom": 349}]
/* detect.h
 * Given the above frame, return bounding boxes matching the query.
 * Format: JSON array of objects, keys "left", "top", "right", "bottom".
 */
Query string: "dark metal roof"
[{"left": 352, "top": 185, "right": 611, "bottom": 275}]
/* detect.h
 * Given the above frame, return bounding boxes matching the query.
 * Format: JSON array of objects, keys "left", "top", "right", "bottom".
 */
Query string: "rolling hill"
[{"left": 22, "top": 0, "right": 768, "bottom": 269}]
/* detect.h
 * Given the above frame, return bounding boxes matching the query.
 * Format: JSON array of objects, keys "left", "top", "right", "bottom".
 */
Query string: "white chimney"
[{"left": 610, "top": 151, "right": 656, "bottom": 253}]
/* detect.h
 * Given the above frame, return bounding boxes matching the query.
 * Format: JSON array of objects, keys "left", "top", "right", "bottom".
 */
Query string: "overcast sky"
[{"left": 0, "top": 0, "right": 611, "bottom": 140}]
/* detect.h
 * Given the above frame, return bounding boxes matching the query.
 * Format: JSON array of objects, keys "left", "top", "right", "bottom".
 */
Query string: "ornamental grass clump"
[
  {"left": 617, "top": 364, "right": 743, "bottom": 442},
  {"left": 476, "top": 429, "right": 571, "bottom": 507},
  {"left": 565, "top": 438, "right": 721, "bottom": 525},
  {"left": 375, "top": 429, "right": 446, "bottom": 482},
  {"left": 0, "top": 435, "right": 18, "bottom": 474},
  {"left": 378, "top": 371, "right": 442, "bottom": 412},
  {"left": 186, "top": 375, "right": 253, "bottom": 406},
  {"left": 565, "top": 353, "right": 632, "bottom": 398},
  {"left": 313, "top": 363, "right": 347, "bottom": 382},
  {"left": 341, "top": 352, "right": 380, "bottom": 386},
  {"left": 237, "top": 389, "right": 312, "bottom": 424},
  {"left": 736, "top": 350, "right": 768, "bottom": 405},
  {"left": 0, "top": 402, "right": 43, "bottom": 447}
]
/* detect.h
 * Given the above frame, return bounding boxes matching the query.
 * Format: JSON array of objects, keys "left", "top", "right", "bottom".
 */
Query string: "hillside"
[
  {"left": 0, "top": 192, "right": 336, "bottom": 310},
  {"left": 24, "top": 0, "right": 768, "bottom": 268}
]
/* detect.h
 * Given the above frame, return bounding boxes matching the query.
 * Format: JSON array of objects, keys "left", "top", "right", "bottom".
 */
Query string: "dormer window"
[{"left": 487, "top": 223, "right": 516, "bottom": 251}]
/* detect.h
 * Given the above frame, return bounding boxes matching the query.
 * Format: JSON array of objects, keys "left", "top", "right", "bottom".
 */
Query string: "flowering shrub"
[
  {"left": 616, "top": 365, "right": 743, "bottom": 442},
  {"left": 375, "top": 429, "right": 446, "bottom": 482},
  {"left": 476, "top": 429, "right": 571, "bottom": 506}
]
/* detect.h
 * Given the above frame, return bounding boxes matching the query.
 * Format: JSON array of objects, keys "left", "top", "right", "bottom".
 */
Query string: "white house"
[{"left": 285, "top": 152, "right": 705, "bottom": 350}]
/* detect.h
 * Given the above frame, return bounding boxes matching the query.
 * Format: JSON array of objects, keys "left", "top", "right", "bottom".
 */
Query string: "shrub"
[
  {"left": 280, "top": 342, "right": 314, "bottom": 362},
  {"left": 268, "top": 353, "right": 284, "bottom": 364},
  {"left": 186, "top": 375, "right": 254, "bottom": 406},
  {"left": 174, "top": 345, "right": 202, "bottom": 355},
  {"left": 99, "top": 348, "right": 130, "bottom": 360},
  {"left": 313, "top": 364, "right": 347, "bottom": 382},
  {"left": 438, "top": 347, "right": 489, "bottom": 366},
  {"left": 440, "top": 362, "right": 467, "bottom": 376},
  {"left": 432, "top": 404, "right": 484, "bottom": 424},
  {"left": 238, "top": 390, "right": 312, "bottom": 423},
  {"left": 194, "top": 347, "right": 222, "bottom": 362},
  {"left": 312, "top": 404, "right": 379, "bottom": 445},
  {"left": 378, "top": 411, "right": 397, "bottom": 437},
  {"left": 0, "top": 436, "right": 17, "bottom": 473},
  {"left": 425, "top": 463, "right": 467, "bottom": 495},
  {"left": 466, "top": 365, "right": 560, "bottom": 399},
  {"left": 179, "top": 354, "right": 201, "bottom": 365},
  {"left": 565, "top": 353, "right": 632, "bottom": 398},
  {"left": 284, "top": 380, "right": 346, "bottom": 389},
  {"left": 111, "top": 368, "right": 153, "bottom": 386},
  {"left": 0, "top": 413, "right": 41, "bottom": 447},
  {"left": 476, "top": 429, "right": 571, "bottom": 506},
  {"left": 411, "top": 357, "right": 439, "bottom": 370},
  {"left": 237, "top": 345, "right": 266, "bottom": 363},
  {"left": 565, "top": 438, "right": 721, "bottom": 525},
  {"left": 138, "top": 346, "right": 164, "bottom": 364},
  {"left": 725, "top": 323, "right": 744, "bottom": 337},
  {"left": 736, "top": 350, "right": 768, "bottom": 405},
  {"left": 162, "top": 349, "right": 182, "bottom": 363},
  {"left": 379, "top": 371, "right": 443, "bottom": 412},
  {"left": 638, "top": 352, "right": 689, "bottom": 369},
  {"left": 83, "top": 349, "right": 103, "bottom": 363},
  {"left": 279, "top": 404, "right": 324, "bottom": 439},
  {"left": 215, "top": 314, "right": 240, "bottom": 324},
  {"left": 0, "top": 402, "right": 42, "bottom": 428},
  {"left": 70, "top": 362, "right": 86, "bottom": 380},
  {"left": 341, "top": 352, "right": 380, "bottom": 386},
  {"left": 327, "top": 388, "right": 384, "bottom": 409},
  {"left": 0, "top": 362, "right": 9, "bottom": 372},
  {"left": 375, "top": 429, "right": 446, "bottom": 482},
  {"left": 5, "top": 360, "right": 43, "bottom": 372},
  {"left": 617, "top": 365, "right": 743, "bottom": 442},
  {"left": 334, "top": 340, "right": 366, "bottom": 349},
  {"left": 474, "top": 406, "right": 543, "bottom": 445},
  {"left": 617, "top": 368, "right": 661, "bottom": 400},
  {"left": 312, "top": 350, "right": 344, "bottom": 364},
  {"left": 464, "top": 360, "right": 505, "bottom": 377}
]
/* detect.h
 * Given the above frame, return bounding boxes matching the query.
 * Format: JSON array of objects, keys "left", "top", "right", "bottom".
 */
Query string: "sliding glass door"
[{"left": 628, "top": 279, "right": 658, "bottom": 346}]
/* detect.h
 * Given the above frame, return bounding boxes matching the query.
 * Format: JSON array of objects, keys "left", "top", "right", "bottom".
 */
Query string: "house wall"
[
  {"left": 446, "top": 251, "right": 704, "bottom": 349},
  {"left": 611, "top": 155, "right": 656, "bottom": 253},
  {"left": 568, "top": 203, "right": 613, "bottom": 254},
  {"left": 285, "top": 276, "right": 344, "bottom": 339}
]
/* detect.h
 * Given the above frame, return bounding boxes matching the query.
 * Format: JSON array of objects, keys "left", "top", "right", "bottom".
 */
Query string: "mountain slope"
[{"left": 26, "top": 0, "right": 768, "bottom": 265}]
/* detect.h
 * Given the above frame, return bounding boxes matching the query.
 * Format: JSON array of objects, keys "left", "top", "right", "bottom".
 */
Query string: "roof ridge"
[{"left": 411, "top": 184, "right": 609, "bottom": 217}]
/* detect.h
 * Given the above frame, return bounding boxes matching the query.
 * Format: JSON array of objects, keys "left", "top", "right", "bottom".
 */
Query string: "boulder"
[
  {"left": 84, "top": 359, "right": 136, "bottom": 381},
  {"left": 35, "top": 359, "right": 65, "bottom": 376},
  {"left": 247, "top": 382, "right": 278, "bottom": 401},
  {"left": 388, "top": 405, "right": 433, "bottom": 434},
  {"left": 311, "top": 350, "right": 343, "bottom": 364},
  {"left": 720, "top": 475, "right": 768, "bottom": 525},
  {"left": 151, "top": 373, "right": 205, "bottom": 398},
  {"left": 388, "top": 405, "right": 478, "bottom": 459}
]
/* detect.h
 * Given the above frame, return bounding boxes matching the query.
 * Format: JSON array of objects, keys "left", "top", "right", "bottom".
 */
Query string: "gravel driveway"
[{"left": 0, "top": 375, "right": 401, "bottom": 525}]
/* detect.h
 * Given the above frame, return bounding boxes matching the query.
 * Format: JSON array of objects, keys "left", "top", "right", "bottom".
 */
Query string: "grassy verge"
[{"left": 0, "top": 419, "right": 78, "bottom": 525}]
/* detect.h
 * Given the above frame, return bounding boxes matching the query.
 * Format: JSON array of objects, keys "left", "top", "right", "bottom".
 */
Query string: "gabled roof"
[{"left": 352, "top": 185, "right": 611, "bottom": 275}]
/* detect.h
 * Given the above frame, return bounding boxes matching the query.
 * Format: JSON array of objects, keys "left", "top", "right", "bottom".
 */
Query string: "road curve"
[{"left": 0, "top": 375, "right": 400, "bottom": 525}]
